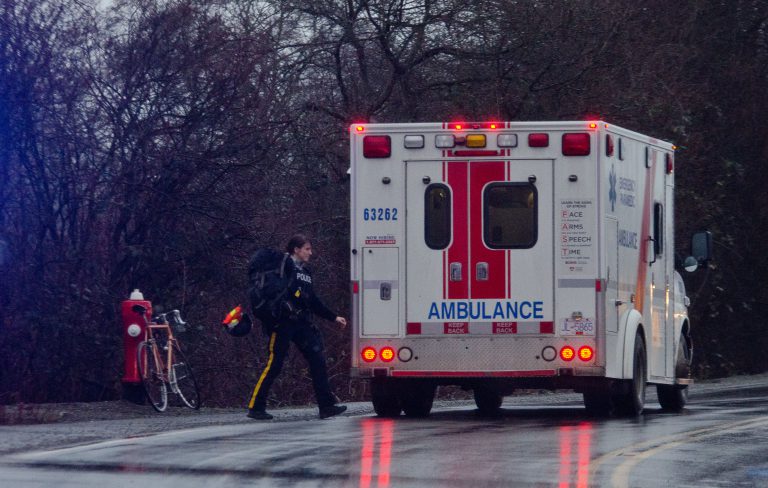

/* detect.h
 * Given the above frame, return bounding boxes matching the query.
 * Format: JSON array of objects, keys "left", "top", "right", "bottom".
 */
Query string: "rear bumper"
[{"left": 351, "top": 366, "right": 605, "bottom": 379}]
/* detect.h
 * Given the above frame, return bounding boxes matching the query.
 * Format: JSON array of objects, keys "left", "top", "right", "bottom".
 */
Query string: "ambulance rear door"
[{"left": 405, "top": 159, "right": 554, "bottom": 334}]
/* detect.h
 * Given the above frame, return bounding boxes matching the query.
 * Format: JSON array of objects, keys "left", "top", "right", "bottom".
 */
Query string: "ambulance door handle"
[
  {"left": 476, "top": 262, "right": 488, "bottom": 281},
  {"left": 380, "top": 282, "right": 392, "bottom": 301},
  {"left": 450, "top": 263, "right": 463, "bottom": 281},
  {"left": 648, "top": 237, "right": 657, "bottom": 265},
  {"left": 614, "top": 299, "right": 625, "bottom": 307}
]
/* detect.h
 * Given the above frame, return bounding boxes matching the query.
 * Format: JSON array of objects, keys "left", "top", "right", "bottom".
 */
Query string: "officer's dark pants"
[{"left": 248, "top": 321, "right": 334, "bottom": 412}]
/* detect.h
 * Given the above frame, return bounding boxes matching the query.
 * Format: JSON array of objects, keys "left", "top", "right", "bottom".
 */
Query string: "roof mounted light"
[
  {"left": 466, "top": 134, "right": 486, "bottom": 148},
  {"left": 435, "top": 134, "right": 455, "bottom": 148},
  {"left": 363, "top": 135, "right": 391, "bottom": 158},
  {"left": 528, "top": 133, "right": 549, "bottom": 148},
  {"left": 404, "top": 135, "right": 425, "bottom": 149},
  {"left": 562, "top": 133, "right": 590, "bottom": 156},
  {"left": 497, "top": 134, "right": 518, "bottom": 148}
]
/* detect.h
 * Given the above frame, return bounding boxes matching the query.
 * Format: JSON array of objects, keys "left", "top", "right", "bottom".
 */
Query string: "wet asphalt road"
[{"left": 2, "top": 376, "right": 768, "bottom": 487}]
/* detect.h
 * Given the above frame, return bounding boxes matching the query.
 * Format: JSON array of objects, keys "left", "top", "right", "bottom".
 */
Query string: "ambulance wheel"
[
  {"left": 615, "top": 332, "right": 647, "bottom": 416},
  {"left": 402, "top": 382, "right": 436, "bottom": 418},
  {"left": 371, "top": 379, "right": 401, "bottom": 418},
  {"left": 474, "top": 387, "right": 503, "bottom": 416},
  {"left": 657, "top": 332, "right": 691, "bottom": 412},
  {"left": 583, "top": 392, "right": 614, "bottom": 417},
  {"left": 657, "top": 384, "right": 689, "bottom": 412}
]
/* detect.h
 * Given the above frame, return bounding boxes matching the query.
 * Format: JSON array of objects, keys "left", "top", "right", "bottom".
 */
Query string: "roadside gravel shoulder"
[{"left": 1, "top": 373, "right": 766, "bottom": 456}]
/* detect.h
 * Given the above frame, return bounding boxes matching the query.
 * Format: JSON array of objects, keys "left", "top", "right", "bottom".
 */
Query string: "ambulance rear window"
[
  {"left": 425, "top": 184, "right": 451, "bottom": 249},
  {"left": 483, "top": 183, "right": 537, "bottom": 249}
]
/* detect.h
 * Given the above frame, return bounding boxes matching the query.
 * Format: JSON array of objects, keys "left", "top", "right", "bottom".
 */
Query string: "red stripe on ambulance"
[
  {"left": 470, "top": 162, "right": 506, "bottom": 299},
  {"left": 447, "top": 162, "right": 469, "bottom": 299}
]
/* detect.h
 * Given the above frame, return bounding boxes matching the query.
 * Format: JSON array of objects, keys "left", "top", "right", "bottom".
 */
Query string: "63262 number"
[{"left": 363, "top": 208, "right": 398, "bottom": 221}]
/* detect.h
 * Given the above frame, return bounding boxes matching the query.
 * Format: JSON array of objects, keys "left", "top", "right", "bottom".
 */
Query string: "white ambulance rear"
[{"left": 349, "top": 121, "right": 711, "bottom": 417}]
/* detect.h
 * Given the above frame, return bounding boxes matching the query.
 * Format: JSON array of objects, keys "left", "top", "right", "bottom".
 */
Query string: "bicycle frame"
[
  {"left": 134, "top": 303, "right": 200, "bottom": 411},
  {"left": 141, "top": 321, "right": 182, "bottom": 391}
]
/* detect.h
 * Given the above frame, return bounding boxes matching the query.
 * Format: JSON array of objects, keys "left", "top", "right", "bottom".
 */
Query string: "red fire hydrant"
[{"left": 121, "top": 289, "right": 152, "bottom": 402}]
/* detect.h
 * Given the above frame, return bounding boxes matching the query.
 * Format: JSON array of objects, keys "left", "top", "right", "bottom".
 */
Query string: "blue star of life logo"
[{"left": 609, "top": 164, "right": 617, "bottom": 212}]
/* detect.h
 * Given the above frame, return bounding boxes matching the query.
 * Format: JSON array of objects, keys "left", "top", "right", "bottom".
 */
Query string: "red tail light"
[
  {"left": 362, "top": 347, "right": 377, "bottom": 362},
  {"left": 528, "top": 133, "right": 549, "bottom": 147},
  {"left": 562, "top": 133, "right": 590, "bottom": 156},
  {"left": 363, "top": 135, "right": 391, "bottom": 158},
  {"left": 560, "top": 346, "right": 575, "bottom": 361},
  {"left": 578, "top": 346, "right": 594, "bottom": 362},
  {"left": 380, "top": 347, "right": 395, "bottom": 362}
]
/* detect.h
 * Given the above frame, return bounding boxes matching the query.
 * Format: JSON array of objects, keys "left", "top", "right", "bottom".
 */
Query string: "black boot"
[
  {"left": 247, "top": 409, "right": 274, "bottom": 420},
  {"left": 319, "top": 404, "right": 347, "bottom": 419}
]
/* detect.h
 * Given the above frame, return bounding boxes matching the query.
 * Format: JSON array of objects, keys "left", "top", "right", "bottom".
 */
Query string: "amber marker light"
[
  {"left": 560, "top": 346, "right": 575, "bottom": 361},
  {"left": 588, "top": 122, "right": 598, "bottom": 129},
  {"left": 380, "top": 347, "right": 395, "bottom": 362},
  {"left": 362, "top": 347, "right": 377, "bottom": 362}
]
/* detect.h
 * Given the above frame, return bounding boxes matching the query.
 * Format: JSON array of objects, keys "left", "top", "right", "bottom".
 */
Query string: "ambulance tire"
[
  {"left": 401, "top": 382, "right": 436, "bottom": 418},
  {"left": 474, "top": 387, "right": 503, "bottom": 416},
  {"left": 657, "top": 384, "right": 689, "bottom": 412},
  {"left": 371, "top": 379, "right": 402, "bottom": 418},
  {"left": 615, "top": 333, "right": 647, "bottom": 416},
  {"left": 583, "top": 392, "right": 614, "bottom": 417},
  {"left": 657, "top": 332, "right": 691, "bottom": 412}
]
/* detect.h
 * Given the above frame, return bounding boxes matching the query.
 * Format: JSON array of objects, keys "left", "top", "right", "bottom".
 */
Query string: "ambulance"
[{"left": 348, "top": 121, "right": 711, "bottom": 417}]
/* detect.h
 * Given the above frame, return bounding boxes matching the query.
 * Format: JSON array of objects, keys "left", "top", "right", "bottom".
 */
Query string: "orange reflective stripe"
[{"left": 249, "top": 332, "right": 277, "bottom": 409}]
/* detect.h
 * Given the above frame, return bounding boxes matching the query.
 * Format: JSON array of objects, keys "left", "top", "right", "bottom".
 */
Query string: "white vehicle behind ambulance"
[{"left": 349, "top": 121, "right": 711, "bottom": 417}]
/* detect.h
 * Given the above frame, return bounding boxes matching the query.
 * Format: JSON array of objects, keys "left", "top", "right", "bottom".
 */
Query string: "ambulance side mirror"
[
  {"left": 691, "top": 231, "right": 713, "bottom": 265},
  {"left": 682, "top": 256, "right": 698, "bottom": 273},
  {"left": 683, "top": 231, "right": 713, "bottom": 273}
]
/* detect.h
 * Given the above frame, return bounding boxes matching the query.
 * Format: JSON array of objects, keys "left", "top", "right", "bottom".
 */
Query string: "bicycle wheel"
[
  {"left": 169, "top": 341, "right": 201, "bottom": 409},
  {"left": 137, "top": 341, "right": 168, "bottom": 412}
]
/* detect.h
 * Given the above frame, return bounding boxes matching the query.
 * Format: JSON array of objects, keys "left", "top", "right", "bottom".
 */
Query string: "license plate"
[{"left": 561, "top": 318, "right": 595, "bottom": 336}]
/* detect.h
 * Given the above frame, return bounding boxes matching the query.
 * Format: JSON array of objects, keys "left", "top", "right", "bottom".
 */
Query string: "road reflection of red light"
[
  {"left": 558, "top": 422, "right": 593, "bottom": 488},
  {"left": 559, "top": 426, "right": 573, "bottom": 488},
  {"left": 359, "top": 418, "right": 394, "bottom": 488}
]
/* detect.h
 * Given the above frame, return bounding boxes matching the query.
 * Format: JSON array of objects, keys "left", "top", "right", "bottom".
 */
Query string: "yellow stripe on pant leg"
[{"left": 249, "top": 332, "right": 277, "bottom": 409}]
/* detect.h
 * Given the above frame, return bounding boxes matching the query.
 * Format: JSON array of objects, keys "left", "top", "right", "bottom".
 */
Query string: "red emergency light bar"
[{"left": 447, "top": 122, "right": 502, "bottom": 130}]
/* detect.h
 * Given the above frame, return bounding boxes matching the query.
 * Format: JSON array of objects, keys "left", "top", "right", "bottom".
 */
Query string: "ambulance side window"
[
  {"left": 653, "top": 202, "right": 663, "bottom": 256},
  {"left": 425, "top": 184, "right": 451, "bottom": 249},
  {"left": 484, "top": 183, "right": 537, "bottom": 249}
]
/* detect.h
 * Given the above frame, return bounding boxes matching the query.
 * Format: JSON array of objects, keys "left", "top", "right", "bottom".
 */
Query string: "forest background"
[{"left": 1, "top": 0, "right": 766, "bottom": 406}]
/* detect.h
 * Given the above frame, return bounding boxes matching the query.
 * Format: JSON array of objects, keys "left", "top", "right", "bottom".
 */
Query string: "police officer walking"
[{"left": 247, "top": 234, "right": 348, "bottom": 420}]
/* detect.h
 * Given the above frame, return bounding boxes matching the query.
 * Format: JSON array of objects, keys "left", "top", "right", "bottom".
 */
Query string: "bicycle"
[{"left": 132, "top": 304, "right": 201, "bottom": 412}]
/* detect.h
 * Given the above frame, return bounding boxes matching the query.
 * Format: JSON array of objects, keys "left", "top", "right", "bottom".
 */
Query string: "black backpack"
[{"left": 247, "top": 248, "right": 295, "bottom": 324}]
